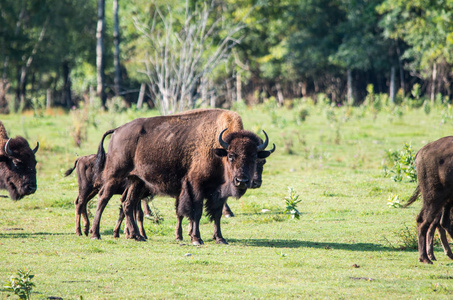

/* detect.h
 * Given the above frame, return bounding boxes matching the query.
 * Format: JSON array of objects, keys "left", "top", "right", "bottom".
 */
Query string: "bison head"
[
  {"left": 214, "top": 129, "right": 274, "bottom": 198},
  {"left": 252, "top": 138, "right": 275, "bottom": 189},
  {"left": 0, "top": 137, "right": 39, "bottom": 200}
]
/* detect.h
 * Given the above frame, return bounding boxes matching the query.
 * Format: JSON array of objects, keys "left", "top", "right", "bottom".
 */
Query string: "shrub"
[
  {"left": 283, "top": 187, "right": 302, "bottom": 219},
  {"left": 383, "top": 143, "right": 417, "bottom": 182},
  {"left": 3, "top": 269, "right": 35, "bottom": 300}
]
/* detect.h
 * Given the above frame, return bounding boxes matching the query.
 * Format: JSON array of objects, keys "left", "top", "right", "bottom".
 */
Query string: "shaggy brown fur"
[
  {"left": 0, "top": 121, "right": 39, "bottom": 200},
  {"left": 405, "top": 136, "right": 453, "bottom": 264},
  {"left": 89, "top": 109, "right": 274, "bottom": 244}
]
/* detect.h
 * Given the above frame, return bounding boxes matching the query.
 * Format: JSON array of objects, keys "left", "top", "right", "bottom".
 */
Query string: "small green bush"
[
  {"left": 383, "top": 143, "right": 417, "bottom": 182},
  {"left": 3, "top": 269, "right": 35, "bottom": 300}
]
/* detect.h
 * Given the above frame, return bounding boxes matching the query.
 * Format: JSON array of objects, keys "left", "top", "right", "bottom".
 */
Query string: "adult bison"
[
  {"left": 405, "top": 136, "right": 453, "bottom": 264},
  {"left": 89, "top": 109, "right": 274, "bottom": 244},
  {"left": 0, "top": 121, "right": 38, "bottom": 200}
]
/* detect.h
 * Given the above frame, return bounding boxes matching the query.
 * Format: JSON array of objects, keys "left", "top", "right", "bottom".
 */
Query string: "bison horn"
[
  {"left": 257, "top": 130, "right": 269, "bottom": 151},
  {"left": 268, "top": 143, "right": 276, "bottom": 153},
  {"left": 218, "top": 128, "right": 229, "bottom": 149},
  {"left": 4, "top": 138, "right": 13, "bottom": 156},
  {"left": 32, "top": 142, "right": 39, "bottom": 154}
]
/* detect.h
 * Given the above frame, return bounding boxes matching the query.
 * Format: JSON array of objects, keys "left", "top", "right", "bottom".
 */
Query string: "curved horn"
[
  {"left": 4, "top": 138, "right": 13, "bottom": 156},
  {"left": 32, "top": 142, "right": 39, "bottom": 154},
  {"left": 257, "top": 130, "right": 269, "bottom": 151},
  {"left": 268, "top": 143, "right": 276, "bottom": 153},
  {"left": 218, "top": 128, "right": 229, "bottom": 149}
]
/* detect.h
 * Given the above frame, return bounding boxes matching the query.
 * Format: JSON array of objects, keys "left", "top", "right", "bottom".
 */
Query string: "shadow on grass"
[
  {"left": 228, "top": 238, "right": 410, "bottom": 252},
  {"left": 0, "top": 231, "right": 71, "bottom": 239}
]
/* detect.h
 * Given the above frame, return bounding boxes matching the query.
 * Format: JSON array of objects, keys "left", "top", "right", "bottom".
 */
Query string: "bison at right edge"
[
  {"left": 405, "top": 136, "right": 453, "bottom": 264},
  {"left": 0, "top": 121, "right": 38, "bottom": 201}
]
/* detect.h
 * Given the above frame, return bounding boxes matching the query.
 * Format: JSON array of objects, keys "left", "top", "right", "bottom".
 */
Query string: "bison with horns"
[
  {"left": 89, "top": 109, "right": 274, "bottom": 244},
  {"left": 0, "top": 121, "right": 38, "bottom": 200}
]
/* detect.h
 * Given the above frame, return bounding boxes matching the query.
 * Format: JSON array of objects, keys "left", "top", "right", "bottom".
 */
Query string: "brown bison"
[
  {"left": 64, "top": 154, "right": 151, "bottom": 237},
  {"left": 0, "top": 121, "right": 38, "bottom": 200},
  {"left": 405, "top": 136, "right": 453, "bottom": 264},
  {"left": 89, "top": 109, "right": 274, "bottom": 244}
]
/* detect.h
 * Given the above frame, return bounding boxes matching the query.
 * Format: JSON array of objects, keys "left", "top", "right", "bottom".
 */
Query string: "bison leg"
[
  {"left": 189, "top": 203, "right": 204, "bottom": 245},
  {"left": 178, "top": 180, "right": 204, "bottom": 245},
  {"left": 89, "top": 182, "right": 116, "bottom": 240},
  {"left": 75, "top": 196, "right": 84, "bottom": 236},
  {"left": 136, "top": 198, "right": 147, "bottom": 240},
  {"left": 122, "top": 180, "right": 146, "bottom": 241},
  {"left": 209, "top": 197, "right": 228, "bottom": 244},
  {"left": 427, "top": 213, "right": 441, "bottom": 261},
  {"left": 437, "top": 226, "right": 453, "bottom": 259},
  {"left": 75, "top": 188, "right": 97, "bottom": 236},
  {"left": 175, "top": 215, "right": 184, "bottom": 241},
  {"left": 440, "top": 202, "right": 453, "bottom": 232},
  {"left": 113, "top": 204, "right": 125, "bottom": 238},
  {"left": 142, "top": 198, "right": 152, "bottom": 218},
  {"left": 222, "top": 202, "right": 235, "bottom": 218},
  {"left": 417, "top": 204, "right": 443, "bottom": 264}
]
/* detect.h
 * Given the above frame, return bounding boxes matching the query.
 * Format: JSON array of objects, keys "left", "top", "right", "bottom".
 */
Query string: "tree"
[
  {"left": 96, "top": 0, "right": 106, "bottom": 107},
  {"left": 113, "top": 0, "right": 121, "bottom": 96},
  {"left": 134, "top": 0, "right": 245, "bottom": 115},
  {"left": 378, "top": 0, "right": 453, "bottom": 99}
]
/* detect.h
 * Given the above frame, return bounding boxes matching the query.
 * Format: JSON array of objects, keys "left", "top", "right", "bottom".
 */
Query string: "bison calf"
[
  {"left": 0, "top": 121, "right": 38, "bottom": 200},
  {"left": 65, "top": 154, "right": 150, "bottom": 238}
]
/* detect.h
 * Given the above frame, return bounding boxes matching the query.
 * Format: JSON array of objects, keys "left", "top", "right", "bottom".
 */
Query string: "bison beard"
[
  {"left": 0, "top": 121, "right": 38, "bottom": 201},
  {"left": 89, "top": 110, "right": 274, "bottom": 244},
  {"left": 405, "top": 136, "right": 453, "bottom": 264}
]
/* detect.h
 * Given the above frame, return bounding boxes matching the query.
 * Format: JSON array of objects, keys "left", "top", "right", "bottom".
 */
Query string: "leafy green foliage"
[
  {"left": 283, "top": 187, "right": 302, "bottom": 219},
  {"left": 383, "top": 143, "right": 417, "bottom": 182},
  {"left": 3, "top": 269, "right": 35, "bottom": 300}
]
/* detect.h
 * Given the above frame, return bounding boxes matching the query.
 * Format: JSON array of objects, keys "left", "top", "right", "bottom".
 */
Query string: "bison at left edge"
[{"left": 0, "top": 121, "right": 39, "bottom": 200}]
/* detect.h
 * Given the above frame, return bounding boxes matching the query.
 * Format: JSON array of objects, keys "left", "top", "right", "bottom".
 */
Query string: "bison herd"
[{"left": 3, "top": 108, "right": 453, "bottom": 263}]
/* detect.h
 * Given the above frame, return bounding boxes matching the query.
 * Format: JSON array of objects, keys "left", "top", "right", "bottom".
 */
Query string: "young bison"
[{"left": 64, "top": 154, "right": 151, "bottom": 238}]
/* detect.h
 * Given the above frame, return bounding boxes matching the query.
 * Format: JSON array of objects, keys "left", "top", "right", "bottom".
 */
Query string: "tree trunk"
[
  {"left": 396, "top": 40, "right": 405, "bottom": 96},
  {"left": 390, "top": 66, "right": 395, "bottom": 104},
  {"left": 137, "top": 83, "right": 145, "bottom": 109},
  {"left": 113, "top": 0, "right": 121, "bottom": 96},
  {"left": 236, "top": 72, "right": 241, "bottom": 103},
  {"left": 431, "top": 62, "right": 437, "bottom": 104},
  {"left": 97, "top": 0, "right": 106, "bottom": 107},
  {"left": 347, "top": 69, "right": 353, "bottom": 105},
  {"left": 63, "top": 61, "right": 72, "bottom": 108}
]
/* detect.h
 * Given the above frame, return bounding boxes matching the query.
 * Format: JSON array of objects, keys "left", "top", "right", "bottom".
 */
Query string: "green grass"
[{"left": 1, "top": 103, "right": 453, "bottom": 299}]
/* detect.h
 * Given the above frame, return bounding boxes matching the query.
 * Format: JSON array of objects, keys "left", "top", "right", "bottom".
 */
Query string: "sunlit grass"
[{"left": 1, "top": 103, "right": 453, "bottom": 298}]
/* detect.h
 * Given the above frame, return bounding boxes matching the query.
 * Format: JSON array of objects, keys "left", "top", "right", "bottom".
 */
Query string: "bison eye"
[{"left": 227, "top": 153, "right": 236, "bottom": 161}]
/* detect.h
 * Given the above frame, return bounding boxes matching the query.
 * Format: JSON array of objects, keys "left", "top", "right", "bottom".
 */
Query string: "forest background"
[{"left": 1, "top": 0, "right": 453, "bottom": 114}]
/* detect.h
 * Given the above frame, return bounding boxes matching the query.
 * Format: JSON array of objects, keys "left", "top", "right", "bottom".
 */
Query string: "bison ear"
[
  {"left": 258, "top": 150, "right": 272, "bottom": 159},
  {"left": 214, "top": 148, "right": 228, "bottom": 157}
]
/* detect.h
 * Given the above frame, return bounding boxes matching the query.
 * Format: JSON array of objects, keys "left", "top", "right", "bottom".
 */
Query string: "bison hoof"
[
  {"left": 131, "top": 234, "right": 146, "bottom": 242},
  {"left": 446, "top": 252, "right": 453, "bottom": 260},
  {"left": 216, "top": 239, "right": 228, "bottom": 245},
  {"left": 192, "top": 239, "right": 204, "bottom": 246},
  {"left": 90, "top": 235, "right": 101, "bottom": 240},
  {"left": 113, "top": 232, "right": 120, "bottom": 238},
  {"left": 419, "top": 257, "right": 433, "bottom": 264}
]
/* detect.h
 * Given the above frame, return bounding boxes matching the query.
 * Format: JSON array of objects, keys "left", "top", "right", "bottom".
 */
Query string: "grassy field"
[{"left": 2, "top": 101, "right": 453, "bottom": 299}]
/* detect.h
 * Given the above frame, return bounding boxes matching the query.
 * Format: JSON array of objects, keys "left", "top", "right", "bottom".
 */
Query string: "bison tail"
[
  {"left": 95, "top": 129, "right": 115, "bottom": 176},
  {"left": 64, "top": 158, "right": 80, "bottom": 177},
  {"left": 403, "top": 185, "right": 420, "bottom": 208}
]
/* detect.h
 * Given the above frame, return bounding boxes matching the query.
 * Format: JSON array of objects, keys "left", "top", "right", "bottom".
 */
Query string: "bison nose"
[
  {"left": 251, "top": 180, "right": 262, "bottom": 189},
  {"left": 25, "top": 184, "right": 37, "bottom": 195},
  {"left": 234, "top": 177, "right": 249, "bottom": 189}
]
